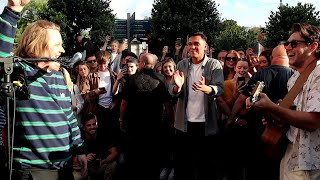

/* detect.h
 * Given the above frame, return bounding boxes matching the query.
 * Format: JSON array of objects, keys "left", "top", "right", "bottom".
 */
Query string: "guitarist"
[
  {"left": 247, "top": 23, "right": 320, "bottom": 180},
  {"left": 226, "top": 44, "right": 294, "bottom": 180}
]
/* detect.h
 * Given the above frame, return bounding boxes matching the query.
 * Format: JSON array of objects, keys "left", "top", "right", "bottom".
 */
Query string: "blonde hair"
[
  {"left": 76, "top": 63, "right": 90, "bottom": 89},
  {"left": 60, "top": 67, "right": 73, "bottom": 92},
  {"left": 15, "top": 20, "right": 61, "bottom": 58}
]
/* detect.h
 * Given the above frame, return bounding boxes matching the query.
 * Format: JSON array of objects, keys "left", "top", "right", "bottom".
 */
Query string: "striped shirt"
[
  {"left": 12, "top": 62, "right": 84, "bottom": 169},
  {"left": 0, "top": 7, "right": 20, "bottom": 146}
]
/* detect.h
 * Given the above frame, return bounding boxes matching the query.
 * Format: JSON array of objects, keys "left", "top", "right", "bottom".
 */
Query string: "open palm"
[{"left": 173, "top": 70, "right": 184, "bottom": 88}]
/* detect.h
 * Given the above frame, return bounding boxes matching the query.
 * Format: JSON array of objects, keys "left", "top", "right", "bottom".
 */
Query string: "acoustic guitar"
[{"left": 250, "top": 81, "right": 288, "bottom": 160}]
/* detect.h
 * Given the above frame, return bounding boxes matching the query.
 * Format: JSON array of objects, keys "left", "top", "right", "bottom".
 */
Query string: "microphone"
[
  {"left": 60, "top": 52, "right": 83, "bottom": 68},
  {"left": 69, "top": 52, "right": 83, "bottom": 65}
]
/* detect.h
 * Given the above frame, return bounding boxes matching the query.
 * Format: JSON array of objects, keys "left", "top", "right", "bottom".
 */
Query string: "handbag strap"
[{"left": 279, "top": 60, "right": 317, "bottom": 108}]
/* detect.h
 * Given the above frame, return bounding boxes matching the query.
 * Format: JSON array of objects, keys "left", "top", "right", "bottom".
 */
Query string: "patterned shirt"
[{"left": 286, "top": 60, "right": 320, "bottom": 171}]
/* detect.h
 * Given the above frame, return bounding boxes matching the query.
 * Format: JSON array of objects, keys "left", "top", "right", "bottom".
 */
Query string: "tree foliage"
[
  {"left": 214, "top": 20, "right": 259, "bottom": 52},
  {"left": 265, "top": 3, "right": 320, "bottom": 48},
  {"left": 151, "top": 0, "right": 221, "bottom": 49},
  {"left": 46, "top": 0, "right": 115, "bottom": 55},
  {"left": 16, "top": 0, "right": 49, "bottom": 46},
  {"left": 16, "top": 0, "right": 115, "bottom": 56}
]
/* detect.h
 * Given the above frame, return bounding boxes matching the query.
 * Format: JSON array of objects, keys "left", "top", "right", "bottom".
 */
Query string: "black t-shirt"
[
  {"left": 84, "top": 135, "right": 115, "bottom": 160},
  {"left": 242, "top": 65, "right": 295, "bottom": 103},
  {"left": 123, "top": 69, "right": 168, "bottom": 135}
]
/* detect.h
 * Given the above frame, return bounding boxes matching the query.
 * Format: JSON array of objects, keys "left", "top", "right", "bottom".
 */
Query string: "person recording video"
[{"left": 0, "top": 1, "right": 87, "bottom": 179}]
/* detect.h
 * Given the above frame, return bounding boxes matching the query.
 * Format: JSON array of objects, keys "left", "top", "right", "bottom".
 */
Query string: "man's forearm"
[{"left": 266, "top": 104, "right": 320, "bottom": 132}]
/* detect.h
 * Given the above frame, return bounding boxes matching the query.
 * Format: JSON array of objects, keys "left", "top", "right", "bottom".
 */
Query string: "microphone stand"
[
  {"left": 0, "top": 56, "right": 58, "bottom": 179},
  {"left": 0, "top": 57, "right": 15, "bottom": 179}
]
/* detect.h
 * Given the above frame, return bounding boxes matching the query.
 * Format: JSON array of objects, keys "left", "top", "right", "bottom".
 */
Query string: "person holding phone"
[
  {"left": 160, "top": 45, "right": 169, "bottom": 61},
  {"left": 81, "top": 51, "right": 118, "bottom": 138},
  {"left": 217, "top": 55, "right": 251, "bottom": 123},
  {"left": 216, "top": 57, "right": 251, "bottom": 179}
]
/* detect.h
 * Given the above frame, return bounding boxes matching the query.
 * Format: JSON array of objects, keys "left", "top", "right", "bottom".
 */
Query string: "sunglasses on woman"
[{"left": 225, "top": 57, "right": 237, "bottom": 62}]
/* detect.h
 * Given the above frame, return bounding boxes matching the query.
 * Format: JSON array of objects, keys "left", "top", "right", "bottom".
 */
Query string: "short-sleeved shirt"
[{"left": 286, "top": 61, "right": 320, "bottom": 171}]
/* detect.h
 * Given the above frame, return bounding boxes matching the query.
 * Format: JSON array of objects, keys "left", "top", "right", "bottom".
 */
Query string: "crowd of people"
[{"left": 1, "top": 1, "right": 320, "bottom": 180}]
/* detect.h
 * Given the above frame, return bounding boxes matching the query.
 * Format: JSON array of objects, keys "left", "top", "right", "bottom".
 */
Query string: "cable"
[{"left": 9, "top": 89, "right": 15, "bottom": 180}]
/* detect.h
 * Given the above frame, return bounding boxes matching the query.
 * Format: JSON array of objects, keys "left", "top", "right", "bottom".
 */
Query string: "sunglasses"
[
  {"left": 225, "top": 57, "right": 237, "bottom": 62},
  {"left": 86, "top": 60, "right": 97, "bottom": 63},
  {"left": 282, "top": 40, "right": 309, "bottom": 48}
]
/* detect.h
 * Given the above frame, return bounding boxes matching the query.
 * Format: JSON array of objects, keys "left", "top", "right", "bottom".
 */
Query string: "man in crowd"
[
  {"left": 247, "top": 23, "right": 320, "bottom": 180},
  {"left": 225, "top": 44, "right": 294, "bottom": 180},
  {"left": 85, "top": 54, "right": 98, "bottom": 73},
  {"left": 169, "top": 32, "right": 224, "bottom": 180},
  {"left": 10, "top": 18, "right": 87, "bottom": 180},
  {"left": 120, "top": 53, "right": 173, "bottom": 180},
  {"left": 77, "top": 113, "right": 118, "bottom": 180}
]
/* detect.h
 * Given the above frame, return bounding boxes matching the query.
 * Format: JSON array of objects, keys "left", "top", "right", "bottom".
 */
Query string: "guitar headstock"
[{"left": 251, "top": 81, "right": 265, "bottom": 103}]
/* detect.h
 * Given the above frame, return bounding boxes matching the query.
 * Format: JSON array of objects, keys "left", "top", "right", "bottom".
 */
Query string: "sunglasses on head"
[
  {"left": 282, "top": 40, "right": 310, "bottom": 48},
  {"left": 225, "top": 57, "right": 237, "bottom": 62},
  {"left": 87, "top": 60, "right": 97, "bottom": 63}
]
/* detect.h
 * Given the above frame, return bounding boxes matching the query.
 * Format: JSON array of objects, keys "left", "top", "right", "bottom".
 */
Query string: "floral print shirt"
[{"left": 286, "top": 60, "right": 320, "bottom": 171}]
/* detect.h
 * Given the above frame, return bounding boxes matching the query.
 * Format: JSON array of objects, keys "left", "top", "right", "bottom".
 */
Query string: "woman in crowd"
[
  {"left": 61, "top": 67, "right": 84, "bottom": 126},
  {"left": 223, "top": 50, "right": 239, "bottom": 80},
  {"left": 159, "top": 58, "right": 177, "bottom": 180},
  {"left": 217, "top": 57, "right": 251, "bottom": 180},
  {"left": 258, "top": 49, "right": 272, "bottom": 69}
]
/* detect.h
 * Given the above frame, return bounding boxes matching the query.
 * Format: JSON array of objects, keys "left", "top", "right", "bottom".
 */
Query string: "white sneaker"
[{"left": 160, "top": 168, "right": 170, "bottom": 180}]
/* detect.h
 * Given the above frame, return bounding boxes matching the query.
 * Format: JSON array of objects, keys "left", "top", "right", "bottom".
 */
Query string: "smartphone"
[
  {"left": 237, "top": 77, "right": 246, "bottom": 87},
  {"left": 99, "top": 87, "right": 106, "bottom": 91},
  {"left": 121, "top": 66, "right": 128, "bottom": 77},
  {"left": 176, "top": 38, "right": 182, "bottom": 45},
  {"left": 142, "top": 42, "right": 147, "bottom": 49},
  {"left": 164, "top": 46, "right": 168, "bottom": 52}
]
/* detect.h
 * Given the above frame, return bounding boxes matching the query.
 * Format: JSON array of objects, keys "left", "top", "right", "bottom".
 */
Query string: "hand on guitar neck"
[{"left": 245, "top": 82, "right": 289, "bottom": 160}]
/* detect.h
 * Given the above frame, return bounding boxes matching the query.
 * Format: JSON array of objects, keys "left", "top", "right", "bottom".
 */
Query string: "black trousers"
[
  {"left": 174, "top": 122, "right": 223, "bottom": 180},
  {"left": 96, "top": 105, "right": 120, "bottom": 140}
]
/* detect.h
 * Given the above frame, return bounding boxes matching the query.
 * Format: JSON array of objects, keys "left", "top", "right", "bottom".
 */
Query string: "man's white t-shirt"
[
  {"left": 186, "top": 63, "right": 205, "bottom": 122},
  {"left": 98, "top": 71, "right": 112, "bottom": 108}
]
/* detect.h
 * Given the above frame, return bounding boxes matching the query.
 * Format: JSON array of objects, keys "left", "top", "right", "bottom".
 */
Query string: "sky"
[{"left": 0, "top": 0, "right": 319, "bottom": 27}]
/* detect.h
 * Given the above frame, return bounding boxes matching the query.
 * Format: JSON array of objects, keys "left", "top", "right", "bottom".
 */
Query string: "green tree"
[
  {"left": 151, "top": 0, "right": 221, "bottom": 51},
  {"left": 265, "top": 3, "right": 320, "bottom": 48},
  {"left": 16, "top": 0, "right": 49, "bottom": 46},
  {"left": 215, "top": 20, "right": 259, "bottom": 52},
  {"left": 46, "top": 0, "right": 115, "bottom": 55}
]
